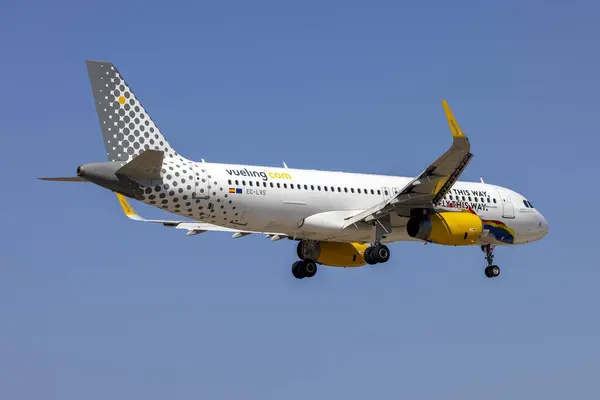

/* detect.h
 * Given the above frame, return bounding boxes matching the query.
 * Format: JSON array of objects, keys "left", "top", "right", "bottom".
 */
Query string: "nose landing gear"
[{"left": 482, "top": 244, "right": 500, "bottom": 278}]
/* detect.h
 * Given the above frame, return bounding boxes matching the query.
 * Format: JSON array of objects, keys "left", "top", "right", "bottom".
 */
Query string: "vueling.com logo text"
[{"left": 225, "top": 168, "right": 292, "bottom": 181}]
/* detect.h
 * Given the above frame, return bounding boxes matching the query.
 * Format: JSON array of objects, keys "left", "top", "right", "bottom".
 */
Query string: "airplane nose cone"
[{"left": 538, "top": 213, "right": 549, "bottom": 238}]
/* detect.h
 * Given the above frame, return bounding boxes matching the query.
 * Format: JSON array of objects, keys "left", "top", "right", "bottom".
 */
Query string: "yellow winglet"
[
  {"left": 442, "top": 100, "right": 466, "bottom": 139},
  {"left": 116, "top": 193, "right": 143, "bottom": 221}
]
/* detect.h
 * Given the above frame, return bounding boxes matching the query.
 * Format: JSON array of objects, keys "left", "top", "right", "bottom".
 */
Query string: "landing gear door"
[
  {"left": 193, "top": 165, "right": 210, "bottom": 199},
  {"left": 495, "top": 188, "right": 514, "bottom": 219},
  {"left": 381, "top": 186, "right": 391, "bottom": 201}
]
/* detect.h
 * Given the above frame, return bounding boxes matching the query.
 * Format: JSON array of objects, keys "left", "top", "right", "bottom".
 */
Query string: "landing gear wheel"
[
  {"left": 484, "top": 266, "right": 500, "bottom": 278},
  {"left": 296, "top": 241, "right": 304, "bottom": 260},
  {"left": 365, "top": 245, "right": 391, "bottom": 264},
  {"left": 490, "top": 265, "right": 500, "bottom": 277},
  {"left": 292, "top": 261, "right": 304, "bottom": 279},
  {"left": 374, "top": 245, "right": 390, "bottom": 263},
  {"left": 291, "top": 260, "right": 317, "bottom": 279},
  {"left": 481, "top": 245, "right": 500, "bottom": 278},
  {"left": 304, "top": 261, "right": 317, "bottom": 278},
  {"left": 364, "top": 247, "right": 378, "bottom": 265}
]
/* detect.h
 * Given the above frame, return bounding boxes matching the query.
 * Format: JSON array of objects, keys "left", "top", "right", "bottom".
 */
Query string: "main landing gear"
[
  {"left": 364, "top": 244, "right": 391, "bottom": 265},
  {"left": 482, "top": 244, "right": 500, "bottom": 278},
  {"left": 293, "top": 241, "right": 318, "bottom": 279},
  {"left": 292, "top": 260, "right": 317, "bottom": 279},
  {"left": 291, "top": 240, "right": 391, "bottom": 279}
]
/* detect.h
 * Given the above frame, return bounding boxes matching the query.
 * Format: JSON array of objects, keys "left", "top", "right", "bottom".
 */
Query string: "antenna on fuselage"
[
  {"left": 480, "top": 177, "right": 485, "bottom": 183},
  {"left": 283, "top": 161, "right": 288, "bottom": 168}
]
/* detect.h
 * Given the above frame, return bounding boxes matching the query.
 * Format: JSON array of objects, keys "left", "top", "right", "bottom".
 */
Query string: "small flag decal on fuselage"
[{"left": 229, "top": 188, "right": 243, "bottom": 194}]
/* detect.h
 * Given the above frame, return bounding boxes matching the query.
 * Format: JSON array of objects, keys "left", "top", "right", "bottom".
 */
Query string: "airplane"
[{"left": 41, "top": 60, "right": 549, "bottom": 279}]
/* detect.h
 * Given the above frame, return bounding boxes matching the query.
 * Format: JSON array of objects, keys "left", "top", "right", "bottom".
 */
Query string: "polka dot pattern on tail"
[{"left": 86, "top": 60, "right": 185, "bottom": 163}]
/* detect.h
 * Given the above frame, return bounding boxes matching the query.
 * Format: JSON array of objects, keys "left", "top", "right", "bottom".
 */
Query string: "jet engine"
[
  {"left": 299, "top": 241, "right": 368, "bottom": 267},
  {"left": 406, "top": 212, "right": 482, "bottom": 246}
]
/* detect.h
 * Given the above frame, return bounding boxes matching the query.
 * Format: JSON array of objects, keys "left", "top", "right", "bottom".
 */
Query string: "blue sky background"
[{"left": 1, "top": 1, "right": 599, "bottom": 398}]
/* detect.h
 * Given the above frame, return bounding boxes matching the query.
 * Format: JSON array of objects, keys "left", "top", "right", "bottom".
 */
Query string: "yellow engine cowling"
[
  {"left": 316, "top": 242, "right": 368, "bottom": 267},
  {"left": 407, "top": 212, "right": 483, "bottom": 246}
]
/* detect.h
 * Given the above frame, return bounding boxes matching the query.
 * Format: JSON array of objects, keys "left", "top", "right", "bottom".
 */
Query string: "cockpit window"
[
  {"left": 523, "top": 200, "right": 530, "bottom": 208},
  {"left": 523, "top": 199, "right": 535, "bottom": 209},
  {"left": 527, "top": 200, "right": 534, "bottom": 208}
]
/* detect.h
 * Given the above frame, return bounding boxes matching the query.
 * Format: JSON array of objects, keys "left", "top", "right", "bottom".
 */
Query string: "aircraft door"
[
  {"left": 495, "top": 188, "right": 515, "bottom": 219},
  {"left": 193, "top": 165, "right": 210, "bottom": 200}
]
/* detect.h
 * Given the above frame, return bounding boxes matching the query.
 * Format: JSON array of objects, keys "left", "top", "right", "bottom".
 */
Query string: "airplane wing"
[
  {"left": 116, "top": 193, "right": 288, "bottom": 239},
  {"left": 343, "top": 100, "right": 473, "bottom": 228}
]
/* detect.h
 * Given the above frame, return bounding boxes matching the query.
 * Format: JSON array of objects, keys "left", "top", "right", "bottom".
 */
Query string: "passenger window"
[
  {"left": 351, "top": 188, "right": 355, "bottom": 193},
  {"left": 337, "top": 187, "right": 341, "bottom": 192},
  {"left": 384, "top": 190, "right": 389, "bottom": 196},
  {"left": 270, "top": 182, "right": 274, "bottom": 188},
  {"left": 377, "top": 190, "right": 381, "bottom": 195},
  {"left": 228, "top": 179, "right": 232, "bottom": 185},
  {"left": 317, "top": 185, "right": 321, "bottom": 191},
  {"left": 371, "top": 189, "right": 375, "bottom": 195},
  {"left": 249, "top": 181, "right": 253, "bottom": 186},
  {"left": 311, "top": 185, "right": 315, "bottom": 190},
  {"left": 283, "top": 183, "right": 287, "bottom": 189},
  {"left": 304, "top": 184, "right": 308, "bottom": 190},
  {"left": 462, "top": 196, "right": 466, "bottom": 201},
  {"left": 357, "top": 189, "right": 361, "bottom": 194},
  {"left": 487, "top": 198, "right": 490, "bottom": 203},
  {"left": 324, "top": 186, "right": 328, "bottom": 191},
  {"left": 450, "top": 195, "right": 453, "bottom": 200},
  {"left": 480, "top": 197, "right": 484, "bottom": 202},
  {"left": 468, "top": 196, "right": 471, "bottom": 201},
  {"left": 242, "top": 180, "right": 246, "bottom": 186},
  {"left": 331, "top": 186, "right": 335, "bottom": 192},
  {"left": 276, "top": 183, "right": 280, "bottom": 188},
  {"left": 364, "top": 189, "right": 368, "bottom": 194},
  {"left": 263, "top": 182, "right": 267, "bottom": 187},
  {"left": 290, "top": 183, "right": 294, "bottom": 189},
  {"left": 493, "top": 198, "right": 497, "bottom": 203},
  {"left": 235, "top": 180, "right": 239, "bottom": 185}
]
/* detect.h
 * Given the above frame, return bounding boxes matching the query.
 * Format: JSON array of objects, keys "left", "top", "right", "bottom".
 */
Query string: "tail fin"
[{"left": 86, "top": 60, "right": 184, "bottom": 163}]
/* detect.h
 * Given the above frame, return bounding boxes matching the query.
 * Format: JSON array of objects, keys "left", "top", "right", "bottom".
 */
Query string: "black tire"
[
  {"left": 491, "top": 265, "right": 500, "bottom": 277},
  {"left": 304, "top": 261, "right": 318, "bottom": 278},
  {"left": 374, "top": 245, "right": 391, "bottom": 263},
  {"left": 297, "top": 241, "right": 304, "bottom": 260},
  {"left": 292, "top": 261, "right": 304, "bottom": 279},
  {"left": 364, "top": 247, "right": 378, "bottom": 265}
]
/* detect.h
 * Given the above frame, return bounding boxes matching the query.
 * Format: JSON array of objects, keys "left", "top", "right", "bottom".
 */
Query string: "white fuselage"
[{"left": 140, "top": 160, "right": 548, "bottom": 246}]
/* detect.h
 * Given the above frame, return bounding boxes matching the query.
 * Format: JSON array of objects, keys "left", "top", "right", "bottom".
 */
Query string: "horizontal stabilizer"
[
  {"left": 39, "top": 177, "right": 88, "bottom": 182},
  {"left": 116, "top": 149, "right": 164, "bottom": 181}
]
